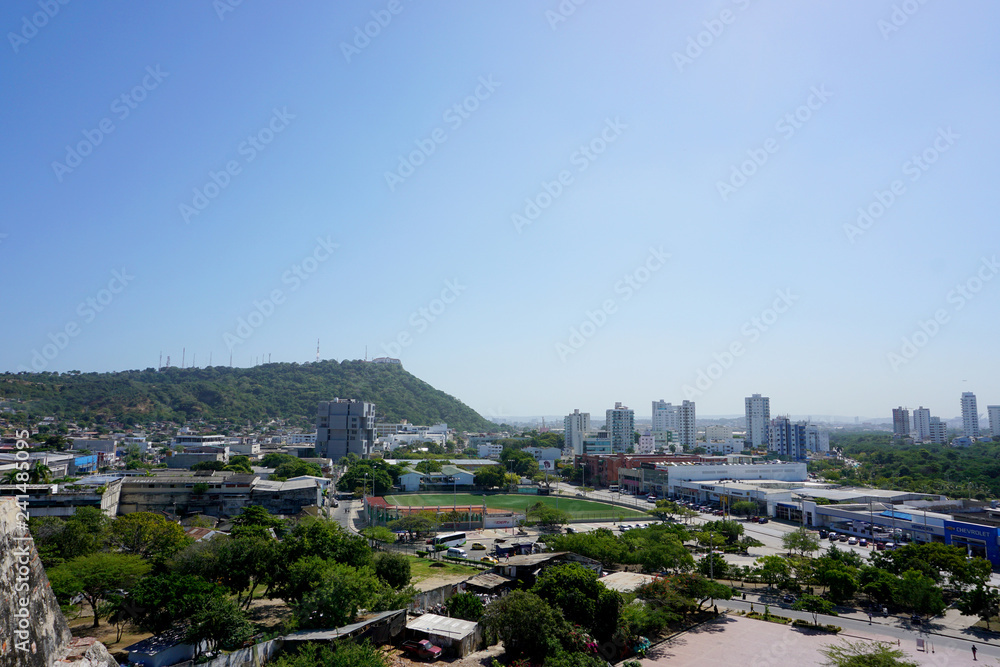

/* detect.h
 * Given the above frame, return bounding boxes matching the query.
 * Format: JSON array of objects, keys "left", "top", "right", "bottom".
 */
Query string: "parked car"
[
  {"left": 480, "top": 556, "right": 498, "bottom": 565},
  {"left": 827, "top": 532, "right": 837, "bottom": 540},
  {"left": 713, "top": 510, "right": 724, "bottom": 516},
  {"left": 782, "top": 594, "right": 795, "bottom": 603},
  {"left": 910, "top": 614, "right": 922, "bottom": 625},
  {"left": 818, "top": 529, "right": 829, "bottom": 539},
  {"left": 758, "top": 517, "right": 769, "bottom": 524},
  {"left": 859, "top": 538, "right": 868, "bottom": 547},
  {"left": 847, "top": 537, "right": 858, "bottom": 545},
  {"left": 401, "top": 639, "right": 443, "bottom": 661},
  {"left": 875, "top": 541, "right": 886, "bottom": 551},
  {"left": 471, "top": 542, "right": 486, "bottom": 550}
]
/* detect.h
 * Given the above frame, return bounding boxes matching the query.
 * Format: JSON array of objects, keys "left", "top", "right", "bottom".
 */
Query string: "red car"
[{"left": 402, "top": 639, "right": 442, "bottom": 661}]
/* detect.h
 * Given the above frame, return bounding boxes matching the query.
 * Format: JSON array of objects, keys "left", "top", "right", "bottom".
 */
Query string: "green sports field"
[{"left": 382, "top": 493, "right": 649, "bottom": 520}]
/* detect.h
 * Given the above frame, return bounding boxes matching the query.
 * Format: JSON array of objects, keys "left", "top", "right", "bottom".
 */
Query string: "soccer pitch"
[{"left": 381, "top": 493, "right": 649, "bottom": 519}]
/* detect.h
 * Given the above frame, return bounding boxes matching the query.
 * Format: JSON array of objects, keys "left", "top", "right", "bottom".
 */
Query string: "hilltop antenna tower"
[
  {"left": 209, "top": 352, "right": 212, "bottom": 367},
  {"left": 165, "top": 355, "right": 171, "bottom": 368},
  {"left": 316, "top": 339, "right": 320, "bottom": 363},
  {"left": 182, "top": 348, "right": 186, "bottom": 368},
  {"left": 159, "top": 352, "right": 162, "bottom": 369}
]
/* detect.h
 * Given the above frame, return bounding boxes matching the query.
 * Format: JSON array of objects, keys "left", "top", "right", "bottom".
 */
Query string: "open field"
[{"left": 382, "top": 493, "right": 649, "bottom": 519}]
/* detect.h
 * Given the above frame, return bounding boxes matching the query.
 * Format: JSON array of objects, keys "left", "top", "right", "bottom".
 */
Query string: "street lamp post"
[{"left": 363, "top": 472, "right": 368, "bottom": 527}]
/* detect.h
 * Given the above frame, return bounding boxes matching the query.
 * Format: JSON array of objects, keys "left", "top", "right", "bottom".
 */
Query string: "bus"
[{"left": 431, "top": 532, "right": 467, "bottom": 548}]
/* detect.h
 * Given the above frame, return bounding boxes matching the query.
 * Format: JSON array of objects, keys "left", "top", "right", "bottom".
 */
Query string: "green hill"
[{"left": 0, "top": 360, "right": 496, "bottom": 432}]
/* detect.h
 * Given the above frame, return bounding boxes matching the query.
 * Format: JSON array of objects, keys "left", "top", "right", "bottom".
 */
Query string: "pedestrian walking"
[
  {"left": 972, "top": 644, "right": 977, "bottom": 660},
  {"left": 742, "top": 593, "right": 746, "bottom": 600}
]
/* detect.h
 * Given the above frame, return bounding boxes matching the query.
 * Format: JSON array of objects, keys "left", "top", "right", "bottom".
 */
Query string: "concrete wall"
[{"left": 0, "top": 496, "right": 72, "bottom": 667}]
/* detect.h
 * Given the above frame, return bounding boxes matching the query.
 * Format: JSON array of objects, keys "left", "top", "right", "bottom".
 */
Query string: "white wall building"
[
  {"left": 962, "top": 392, "right": 980, "bottom": 438},
  {"left": 477, "top": 443, "right": 504, "bottom": 459},
  {"left": 912, "top": 407, "right": 931, "bottom": 441},
  {"left": 287, "top": 432, "right": 317, "bottom": 445},
  {"left": 651, "top": 400, "right": 695, "bottom": 448},
  {"left": 704, "top": 438, "right": 742, "bottom": 455},
  {"left": 989, "top": 405, "right": 1000, "bottom": 439},
  {"left": 637, "top": 432, "right": 655, "bottom": 454},
  {"left": 705, "top": 425, "right": 731, "bottom": 442},
  {"left": 564, "top": 409, "right": 591, "bottom": 456},
  {"left": 744, "top": 394, "right": 770, "bottom": 448},
  {"left": 929, "top": 416, "right": 948, "bottom": 444},
  {"left": 606, "top": 402, "right": 635, "bottom": 453},
  {"left": 804, "top": 425, "right": 830, "bottom": 453}
]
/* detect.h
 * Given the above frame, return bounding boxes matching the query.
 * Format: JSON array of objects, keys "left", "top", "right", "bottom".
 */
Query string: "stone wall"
[{"left": 0, "top": 496, "right": 116, "bottom": 667}]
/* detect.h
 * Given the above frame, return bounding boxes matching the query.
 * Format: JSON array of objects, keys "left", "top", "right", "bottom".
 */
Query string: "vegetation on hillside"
[
  {"left": 0, "top": 360, "right": 496, "bottom": 432},
  {"left": 817, "top": 432, "right": 1000, "bottom": 498}
]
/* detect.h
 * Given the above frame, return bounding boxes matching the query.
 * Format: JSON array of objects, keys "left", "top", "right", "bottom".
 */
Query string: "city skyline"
[{"left": 2, "top": 3, "right": 998, "bottom": 419}]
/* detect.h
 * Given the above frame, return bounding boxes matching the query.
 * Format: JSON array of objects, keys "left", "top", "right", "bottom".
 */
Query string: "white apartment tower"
[
  {"left": 989, "top": 406, "right": 1000, "bottom": 439},
  {"left": 912, "top": 407, "right": 931, "bottom": 441},
  {"left": 892, "top": 407, "right": 910, "bottom": 437},
  {"left": 564, "top": 409, "right": 591, "bottom": 456},
  {"left": 606, "top": 402, "right": 635, "bottom": 453},
  {"left": 651, "top": 399, "right": 696, "bottom": 448},
  {"left": 962, "top": 392, "right": 980, "bottom": 438},
  {"left": 744, "top": 394, "right": 771, "bottom": 448},
  {"left": 928, "top": 416, "right": 947, "bottom": 444}
]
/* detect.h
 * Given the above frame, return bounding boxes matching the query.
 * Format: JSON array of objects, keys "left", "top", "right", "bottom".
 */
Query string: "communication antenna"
[
  {"left": 317, "top": 339, "right": 320, "bottom": 362},
  {"left": 192, "top": 353, "right": 196, "bottom": 368},
  {"left": 209, "top": 352, "right": 212, "bottom": 367},
  {"left": 159, "top": 352, "right": 162, "bottom": 369},
  {"left": 165, "top": 355, "right": 171, "bottom": 368},
  {"left": 182, "top": 348, "right": 186, "bottom": 368}
]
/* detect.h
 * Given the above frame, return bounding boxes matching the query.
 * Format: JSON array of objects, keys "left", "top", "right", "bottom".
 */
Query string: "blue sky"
[{"left": 2, "top": 1, "right": 998, "bottom": 421}]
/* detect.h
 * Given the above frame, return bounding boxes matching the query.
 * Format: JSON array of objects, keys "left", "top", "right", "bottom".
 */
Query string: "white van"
[{"left": 447, "top": 547, "right": 468, "bottom": 558}]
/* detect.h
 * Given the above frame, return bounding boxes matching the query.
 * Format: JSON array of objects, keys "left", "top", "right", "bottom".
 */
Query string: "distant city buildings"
[
  {"left": 744, "top": 394, "right": 770, "bottom": 448},
  {"left": 768, "top": 416, "right": 807, "bottom": 461},
  {"left": 989, "top": 405, "right": 1000, "bottom": 439},
  {"left": 892, "top": 407, "right": 910, "bottom": 437},
  {"left": 564, "top": 409, "right": 591, "bottom": 456},
  {"left": 316, "top": 398, "right": 375, "bottom": 460},
  {"left": 606, "top": 402, "right": 635, "bottom": 453},
  {"left": 637, "top": 431, "right": 655, "bottom": 455},
  {"left": 650, "top": 399, "right": 696, "bottom": 448},
  {"left": 961, "top": 392, "right": 980, "bottom": 438},
  {"left": 928, "top": 416, "right": 948, "bottom": 444},
  {"left": 912, "top": 407, "right": 931, "bottom": 441}
]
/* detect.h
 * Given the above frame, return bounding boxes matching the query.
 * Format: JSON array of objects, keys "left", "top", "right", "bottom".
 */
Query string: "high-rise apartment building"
[
  {"left": 962, "top": 392, "right": 980, "bottom": 438},
  {"left": 564, "top": 409, "right": 591, "bottom": 456},
  {"left": 769, "top": 416, "right": 806, "bottom": 460},
  {"left": 912, "top": 407, "right": 931, "bottom": 441},
  {"left": 892, "top": 407, "right": 910, "bottom": 437},
  {"left": 928, "top": 416, "right": 947, "bottom": 444},
  {"left": 651, "top": 399, "right": 695, "bottom": 448},
  {"left": 316, "top": 398, "right": 375, "bottom": 460},
  {"left": 606, "top": 402, "right": 635, "bottom": 453},
  {"left": 989, "top": 405, "right": 1000, "bottom": 439},
  {"left": 744, "top": 394, "right": 770, "bottom": 448},
  {"left": 804, "top": 425, "right": 830, "bottom": 452}
]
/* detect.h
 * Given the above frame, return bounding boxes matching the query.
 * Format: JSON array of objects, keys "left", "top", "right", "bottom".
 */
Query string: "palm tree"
[
  {"left": 28, "top": 463, "right": 52, "bottom": 484},
  {"left": 1, "top": 469, "right": 21, "bottom": 484}
]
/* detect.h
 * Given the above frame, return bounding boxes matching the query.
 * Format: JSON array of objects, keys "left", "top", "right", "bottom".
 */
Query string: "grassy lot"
[
  {"left": 407, "top": 555, "right": 481, "bottom": 584},
  {"left": 383, "top": 493, "right": 649, "bottom": 519}
]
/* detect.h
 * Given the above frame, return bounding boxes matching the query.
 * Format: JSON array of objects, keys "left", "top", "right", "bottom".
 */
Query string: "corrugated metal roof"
[{"left": 406, "top": 613, "right": 478, "bottom": 640}]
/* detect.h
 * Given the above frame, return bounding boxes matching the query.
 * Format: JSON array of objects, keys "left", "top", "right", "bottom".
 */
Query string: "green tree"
[
  {"left": 820, "top": 639, "right": 918, "bottom": 667},
  {"left": 482, "top": 590, "right": 569, "bottom": 662},
  {"left": 697, "top": 553, "right": 729, "bottom": 580},
  {"left": 414, "top": 459, "right": 443, "bottom": 474},
  {"left": 731, "top": 500, "right": 759, "bottom": 517},
  {"left": 956, "top": 584, "right": 1000, "bottom": 630},
  {"left": 268, "top": 640, "right": 389, "bottom": 667},
  {"left": 531, "top": 563, "right": 622, "bottom": 640},
  {"left": 28, "top": 462, "right": 53, "bottom": 484},
  {"left": 291, "top": 563, "right": 413, "bottom": 629},
  {"left": 859, "top": 567, "right": 897, "bottom": 607},
  {"left": 373, "top": 552, "right": 411, "bottom": 590},
  {"left": 792, "top": 594, "right": 837, "bottom": 626},
  {"left": 756, "top": 555, "right": 791, "bottom": 590},
  {"left": 48, "top": 553, "right": 151, "bottom": 627},
  {"left": 822, "top": 567, "right": 859, "bottom": 605},
  {"left": 892, "top": 569, "right": 945, "bottom": 616},
  {"left": 217, "top": 534, "right": 279, "bottom": 608},
  {"left": 108, "top": 512, "right": 193, "bottom": 565},
  {"left": 125, "top": 573, "right": 224, "bottom": 633},
  {"left": 224, "top": 455, "right": 254, "bottom": 474},
  {"left": 526, "top": 501, "right": 571, "bottom": 529},
  {"left": 782, "top": 527, "right": 821, "bottom": 557},
  {"left": 446, "top": 592, "right": 485, "bottom": 621},
  {"left": 388, "top": 512, "right": 438, "bottom": 540},
  {"left": 186, "top": 595, "right": 255, "bottom": 659},
  {"left": 473, "top": 465, "right": 507, "bottom": 490}
]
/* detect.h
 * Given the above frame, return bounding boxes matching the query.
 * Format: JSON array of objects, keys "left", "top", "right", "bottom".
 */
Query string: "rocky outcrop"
[{"left": 0, "top": 496, "right": 116, "bottom": 667}]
